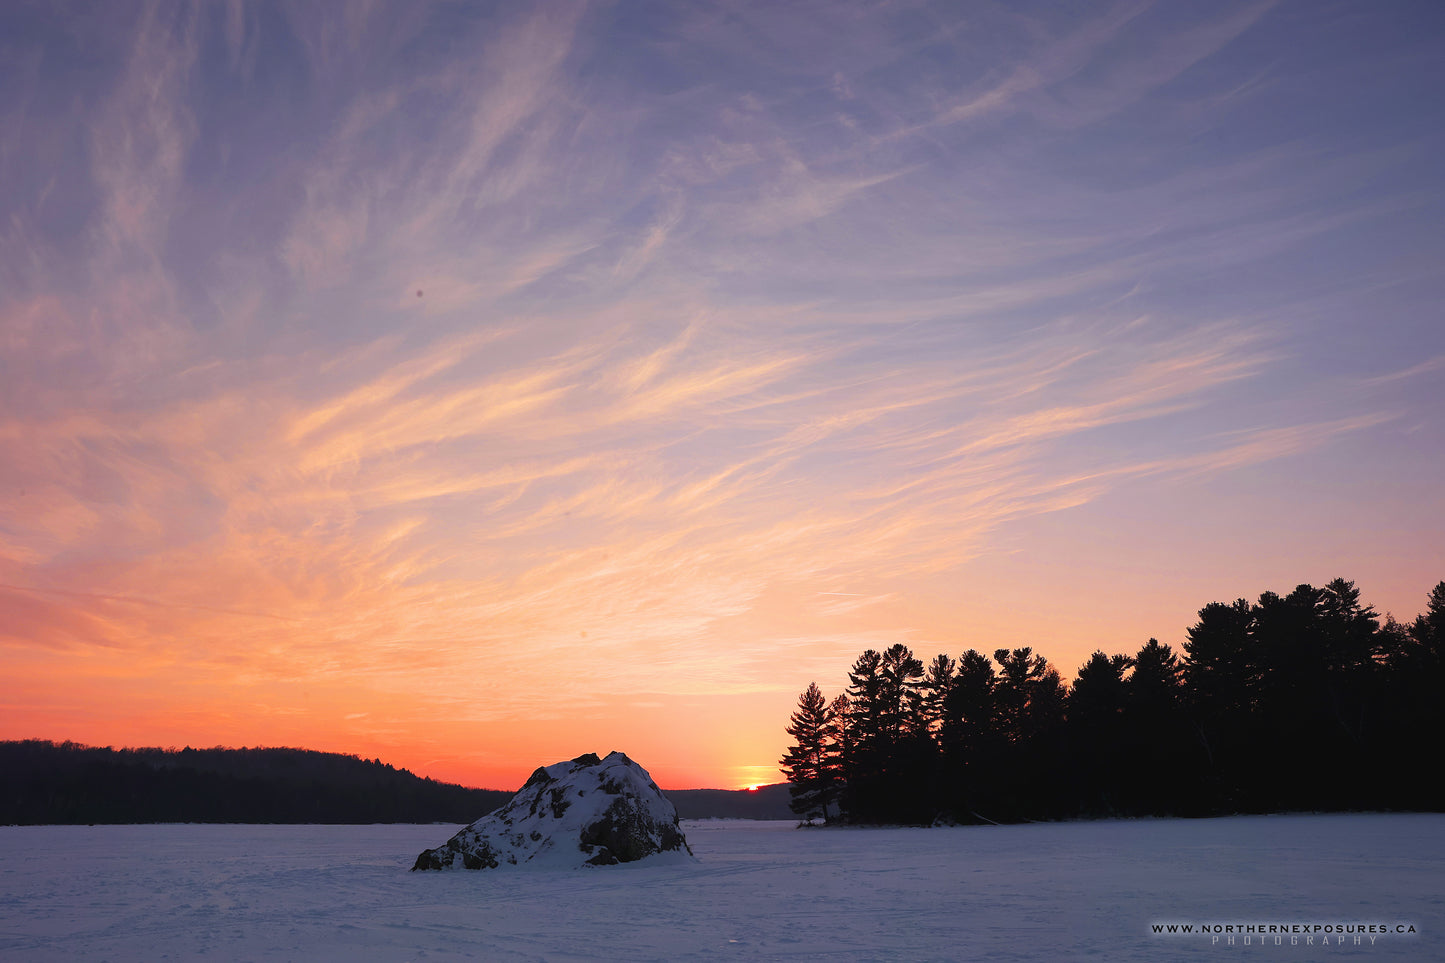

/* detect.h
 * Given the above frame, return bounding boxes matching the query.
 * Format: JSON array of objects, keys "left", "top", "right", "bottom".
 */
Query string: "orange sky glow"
[{"left": 2, "top": 2, "right": 1442, "bottom": 791}]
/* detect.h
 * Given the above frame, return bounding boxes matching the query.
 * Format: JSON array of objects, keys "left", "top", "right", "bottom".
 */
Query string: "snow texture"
[
  {"left": 412, "top": 750, "right": 695, "bottom": 870},
  {"left": 0, "top": 814, "right": 1439, "bottom": 960}
]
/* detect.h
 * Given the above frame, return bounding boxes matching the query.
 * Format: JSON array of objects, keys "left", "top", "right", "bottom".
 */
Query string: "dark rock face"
[
  {"left": 577, "top": 795, "right": 691, "bottom": 865},
  {"left": 411, "top": 751, "right": 695, "bottom": 870}
]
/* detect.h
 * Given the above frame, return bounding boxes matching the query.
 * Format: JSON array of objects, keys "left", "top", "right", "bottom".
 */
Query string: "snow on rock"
[{"left": 412, "top": 751, "right": 696, "bottom": 870}]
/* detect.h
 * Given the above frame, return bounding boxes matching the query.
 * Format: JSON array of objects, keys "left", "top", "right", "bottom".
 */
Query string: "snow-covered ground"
[{"left": 0, "top": 814, "right": 1437, "bottom": 960}]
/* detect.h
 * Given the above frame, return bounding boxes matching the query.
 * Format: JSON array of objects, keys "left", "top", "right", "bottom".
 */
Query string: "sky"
[{"left": 2, "top": 0, "right": 1442, "bottom": 792}]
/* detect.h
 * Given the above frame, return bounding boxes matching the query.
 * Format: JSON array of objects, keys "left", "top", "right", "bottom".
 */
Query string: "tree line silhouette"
[
  {"left": 0, "top": 742, "right": 510, "bottom": 824},
  {"left": 780, "top": 578, "right": 1445, "bottom": 824}
]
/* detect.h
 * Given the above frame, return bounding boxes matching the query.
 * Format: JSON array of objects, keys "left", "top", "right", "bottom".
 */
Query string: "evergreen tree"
[
  {"left": 1408, "top": 580, "right": 1445, "bottom": 657},
  {"left": 940, "top": 650, "right": 996, "bottom": 751},
  {"left": 1068, "top": 651, "right": 1135, "bottom": 814},
  {"left": 991, "top": 647, "right": 1067, "bottom": 819},
  {"left": 841, "top": 649, "right": 886, "bottom": 820},
  {"left": 1070, "top": 651, "right": 1134, "bottom": 725},
  {"left": 828, "top": 691, "right": 853, "bottom": 813},
  {"left": 779, "top": 682, "right": 838, "bottom": 822},
  {"left": 841, "top": 645, "right": 931, "bottom": 821},
  {"left": 1125, "top": 638, "right": 1194, "bottom": 813},
  {"left": 1383, "top": 582, "right": 1445, "bottom": 806},
  {"left": 1182, "top": 598, "right": 1255, "bottom": 803},
  {"left": 992, "top": 647, "right": 1064, "bottom": 745},
  {"left": 877, "top": 643, "right": 927, "bottom": 743},
  {"left": 878, "top": 643, "right": 932, "bottom": 820},
  {"left": 846, "top": 649, "right": 885, "bottom": 750},
  {"left": 1404, "top": 578, "right": 1439, "bottom": 668},
  {"left": 1183, "top": 599, "right": 1255, "bottom": 720},
  {"left": 939, "top": 649, "right": 997, "bottom": 820},
  {"left": 1129, "top": 638, "right": 1181, "bottom": 711},
  {"left": 920, "top": 653, "right": 956, "bottom": 741},
  {"left": 1244, "top": 581, "right": 1379, "bottom": 807},
  {"left": 1316, "top": 578, "right": 1380, "bottom": 751}
]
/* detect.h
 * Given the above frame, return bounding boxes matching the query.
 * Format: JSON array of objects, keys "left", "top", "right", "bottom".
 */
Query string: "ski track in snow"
[{"left": 0, "top": 814, "right": 1438, "bottom": 960}]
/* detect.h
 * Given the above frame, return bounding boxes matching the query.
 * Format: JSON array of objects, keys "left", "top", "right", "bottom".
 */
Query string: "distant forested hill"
[
  {"left": 1, "top": 741, "right": 793, "bottom": 825},
  {"left": 0, "top": 741, "right": 511, "bottom": 825},
  {"left": 668, "top": 784, "right": 793, "bottom": 820}
]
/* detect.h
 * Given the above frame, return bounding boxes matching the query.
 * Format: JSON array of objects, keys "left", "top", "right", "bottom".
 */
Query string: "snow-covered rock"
[{"left": 412, "top": 751, "right": 696, "bottom": 870}]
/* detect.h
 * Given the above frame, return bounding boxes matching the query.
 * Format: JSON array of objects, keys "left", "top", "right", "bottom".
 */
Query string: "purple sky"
[{"left": 1, "top": 0, "right": 1442, "bottom": 788}]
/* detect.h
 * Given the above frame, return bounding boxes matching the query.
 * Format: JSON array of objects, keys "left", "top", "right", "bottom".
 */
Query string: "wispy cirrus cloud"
[{"left": 1, "top": 0, "right": 1440, "bottom": 788}]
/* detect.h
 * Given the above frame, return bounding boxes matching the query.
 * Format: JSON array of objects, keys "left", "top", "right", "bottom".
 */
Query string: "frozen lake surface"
[{"left": 1, "top": 814, "right": 1438, "bottom": 960}]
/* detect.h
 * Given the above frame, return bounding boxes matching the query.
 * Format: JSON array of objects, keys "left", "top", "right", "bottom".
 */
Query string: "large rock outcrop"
[{"left": 412, "top": 751, "right": 695, "bottom": 870}]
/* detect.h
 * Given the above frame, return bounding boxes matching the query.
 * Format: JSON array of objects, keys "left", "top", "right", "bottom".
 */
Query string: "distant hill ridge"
[
  {"left": 667, "top": 784, "right": 792, "bottom": 820},
  {"left": 0, "top": 740, "right": 791, "bottom": 825}
]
